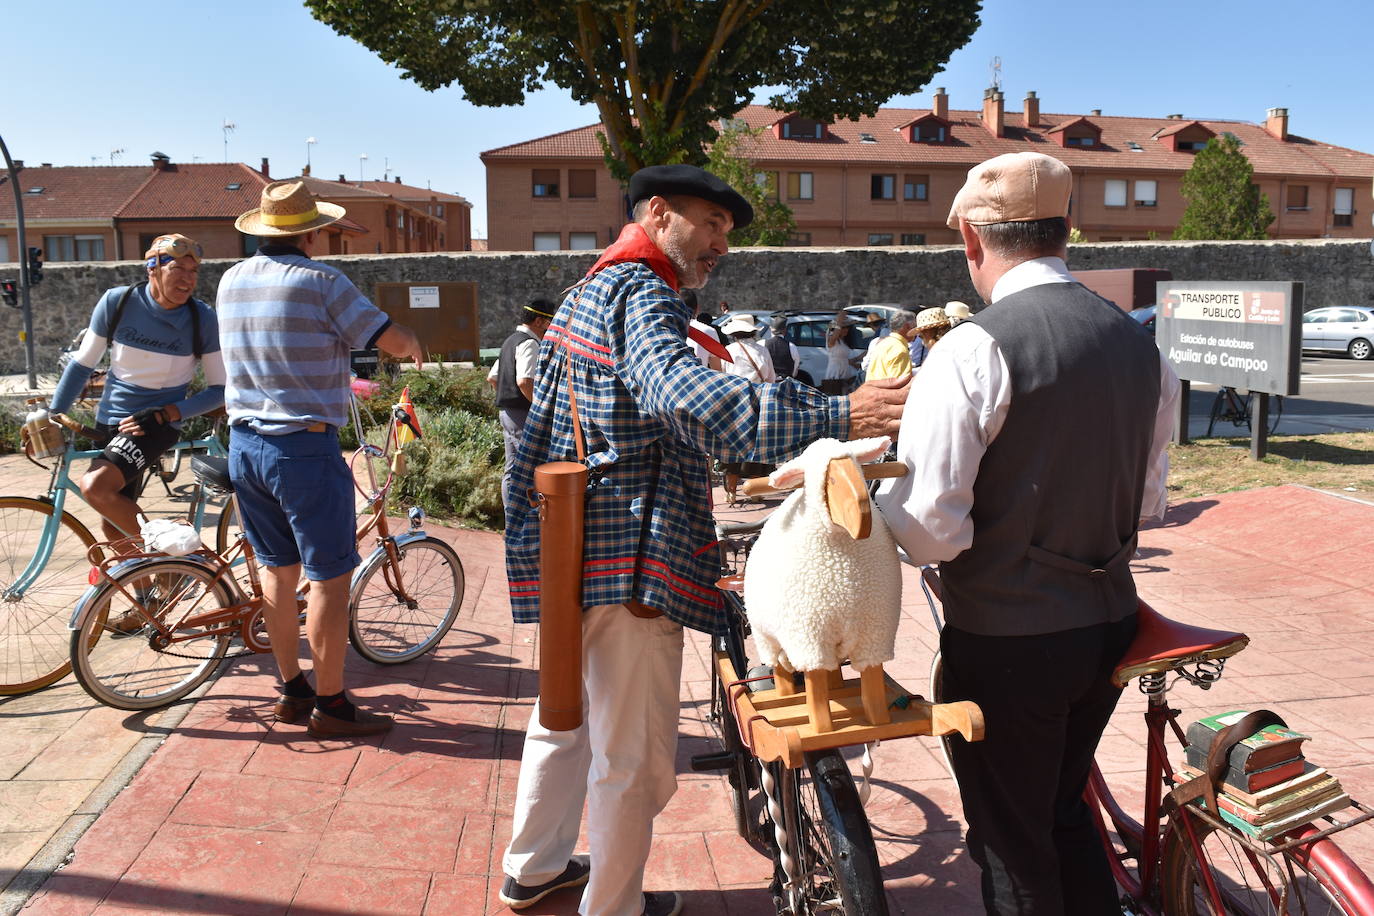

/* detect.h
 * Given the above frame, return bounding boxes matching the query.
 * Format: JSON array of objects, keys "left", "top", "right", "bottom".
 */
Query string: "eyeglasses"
[{"left": 146, "top": 235, "right": 203, "bottom": 264}]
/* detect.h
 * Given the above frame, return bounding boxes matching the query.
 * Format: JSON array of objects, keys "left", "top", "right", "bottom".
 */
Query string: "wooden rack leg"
[
  {"left": 804, "top": 669, "right": 834, "bottom": 732},
  {"left": 773, "top": 661, "right": 797, "bottom": 697},
  {"left": 860, "top": 665, "right": 890, "bottom": 726}
]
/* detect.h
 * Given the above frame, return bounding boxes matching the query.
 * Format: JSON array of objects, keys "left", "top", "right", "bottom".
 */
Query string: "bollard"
[{"left": 534, "top": 461, "right": 589, "bottom": 731}]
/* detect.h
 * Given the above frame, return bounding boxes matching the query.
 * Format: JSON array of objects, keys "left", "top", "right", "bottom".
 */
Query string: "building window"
[
  {"left": 44, "top": 235, "right": 75, "bottom": 262},
  {"left": 1104, "top": 179, "right": 1127, "bottom": 208},
  {"left": 902, "top": 174, "right": 929, "bottom": 201},
  {"left": 913, "top": 122, "right": 946, "bottom": 143},
  {"left": 568, "top": 169, "right": 596, "bottom": 199},
  {"left": 1334, "top": 187, "right": 1354, "bottom": 227},
  {"left": 1066, "top": 134, "right": 1096, "bottom": 148},
  {"left": 73, "top": 235, "right": 105, "bottom": 260},
  {"left": 1176, "top": 140, "right": 1206, "bottom": 152},
  {"left": 754, "top": 171, "right": 779, "bottom": 201},
  {"left": 398, "top": 210, "right": 405, "bottom": 230},
  {"left": 532, "top": 169, "right": 560, "bottom": 198},
  {"left": 782, "top": 118, "right": 824, "bottom": 139},
  {"left": 870, "top": 174, "right": 896, "bottom": 201},
  {"left": 240, "top": 233, "right": 260, "bottom": 256},
  {"left": 787, "top": 172, "right": 813, "bottom": 200},
  {"left": 900, "top": 233, "right": 926, "bottom": 245},
  {"left": 384, "top": 208, "right": 393, "bottom": 228},
  {"left": 868, "top": 233, "right": 894, "bottom": 246},
  {"left": 568, "top": 232, "right": 598, "bottom": 250},
  {"left": 0, "top": 236, "right": 8, "bottom": 262},
  {"left": 1134, "top": 179, "right": 1158, "bottom": 207},
  {"left": 785, "top": 232, "right": 812, "bottom": 246},
  {"left": 435, "top": 204, "right": 445, "bottom": 218},
  {"left": 1287, "top": 185, "right": 1309, "bottom": 211},
  {"left": 533, "top": 232, "right": 561, "bottom": 251}
]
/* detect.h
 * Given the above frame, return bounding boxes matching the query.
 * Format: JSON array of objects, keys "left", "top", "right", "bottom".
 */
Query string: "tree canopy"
[
  {"left": 705, "top": 125, "right": 796, "bottom": 246},
  {"left": 1172, "top": 134, "right": 1275, "bottom": 241},
  {"left": 305, "top": 1, "right": 982, "bottom": 178}
]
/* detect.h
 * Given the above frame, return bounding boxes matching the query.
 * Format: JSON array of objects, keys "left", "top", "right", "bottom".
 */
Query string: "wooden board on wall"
[{"left": 373, "top": 282, "right": 480, "bottom": 362}]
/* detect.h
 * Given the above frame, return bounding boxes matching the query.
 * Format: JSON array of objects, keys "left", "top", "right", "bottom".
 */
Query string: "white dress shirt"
[
  {"left": 875, "top": 257, "right": 1181, "bottom": 566},
  {"left": 722, "top": 338, "right": 776, "bottom": 383},
  {"left": 485, "top": 323, "right": 542, "bottom": 389}
]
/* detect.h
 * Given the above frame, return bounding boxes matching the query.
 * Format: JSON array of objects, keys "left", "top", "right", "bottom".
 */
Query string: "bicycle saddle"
[
  {"left": 1112, "top": 600, "right": 1248, "bottom": 687},
  {"left": 716, "top": 518, "right": 767, "bottom": 538},
  {"left": 191, "top": 455, "right": 234, "bottom": 492}
]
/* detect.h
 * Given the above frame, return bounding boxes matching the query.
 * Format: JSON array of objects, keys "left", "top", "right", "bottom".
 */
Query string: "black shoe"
[
  {"left": 642, "top": 891, "right": 683, "bottom": 916},
  {"left": 498, "top": 855, "right": 590, "bottom": 909}
]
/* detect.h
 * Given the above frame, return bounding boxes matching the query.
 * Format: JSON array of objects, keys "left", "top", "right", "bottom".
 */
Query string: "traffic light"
[
  {"left": 1, "top": 279, "right": 17, "bottom": 308},
  {"left": 26, "top": 247, "right": 42, "bottom": 286}
]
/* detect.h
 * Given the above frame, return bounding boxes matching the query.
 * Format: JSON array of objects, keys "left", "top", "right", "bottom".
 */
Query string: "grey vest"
[
  {"left": 496, "top": 328, "right": 537, "bottom": 410},
  {"left": 940, "top": 282, "right": 1161, "bottom": 636}
]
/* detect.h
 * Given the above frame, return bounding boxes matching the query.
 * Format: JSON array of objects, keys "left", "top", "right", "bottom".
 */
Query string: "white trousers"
[{"left": 504, "top": 604, "right": 685, "bottom": 916}]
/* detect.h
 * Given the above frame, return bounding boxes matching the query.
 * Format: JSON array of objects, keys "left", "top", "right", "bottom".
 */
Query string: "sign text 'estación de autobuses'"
[{"left": 1155, "top": 281, "right": 1303, "bottom": 396}]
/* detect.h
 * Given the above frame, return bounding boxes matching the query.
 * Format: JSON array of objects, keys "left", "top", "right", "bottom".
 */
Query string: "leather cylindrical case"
[{"left": 534, "top": 461, "right": 589, "bottom": 731}]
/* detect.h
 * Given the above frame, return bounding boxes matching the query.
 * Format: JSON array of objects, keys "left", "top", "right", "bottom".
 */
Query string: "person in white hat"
[
  {"left": 876, "top": 151, "right": 1180, "bottom": 914},
  {"left": 718, "top": 312, "right": 776, "bottom": 384},
  {"left": 217, "top": 180, "right": 424, "bottom": 739}
]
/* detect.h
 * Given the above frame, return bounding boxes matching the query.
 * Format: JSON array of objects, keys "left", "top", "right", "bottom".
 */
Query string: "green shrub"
[{"left": 392, "top": 435, "right": 505, "bottom": 530}]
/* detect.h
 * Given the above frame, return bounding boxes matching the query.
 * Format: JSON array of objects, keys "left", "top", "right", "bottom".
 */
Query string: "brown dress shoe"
[
  {"left": 273, "top": 694, "right": 316, "bottom": 724},
  {"left": 307, "top": 707, "right": 394, "bottom": 738}
]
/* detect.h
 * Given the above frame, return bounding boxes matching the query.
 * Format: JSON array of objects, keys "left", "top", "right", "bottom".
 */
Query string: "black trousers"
[{"left": 941, "top": 615, "right": 1138, "bottom": 916}]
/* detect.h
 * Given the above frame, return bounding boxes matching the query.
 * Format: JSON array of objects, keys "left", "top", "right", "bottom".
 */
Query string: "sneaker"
[
  {"left": 642, "top": 891, "right": 683, "bottom": 916},
  {"left": 499, "top": 855, "right": 590, "bottom": 909}
]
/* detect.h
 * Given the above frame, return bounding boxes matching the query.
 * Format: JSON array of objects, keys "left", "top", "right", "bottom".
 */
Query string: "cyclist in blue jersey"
[{"left": 48, "top": 234, "right": 225, "bottom": 543}]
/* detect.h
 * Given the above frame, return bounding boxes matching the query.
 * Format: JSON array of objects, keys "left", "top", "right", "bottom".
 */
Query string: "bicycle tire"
[
  {"left": 0, "top": 497, "right": 99, "bottom": 695},
  {"left": 212, "top": 498, "right": 242, "bottom": 557},
  {"left": 714, "top": 662, "right": 762, "bottom": 840},
  {"left": 929, "top": 651, "right": 958, "bottom": 781},
  {"left": 158, "top": 446, "right": 183, "bottom": 483},
  {"left": 1160, "top": 815, "right": 1374, "bottom": 914},
  {"left": 1208, "top": 390, "right": 1226, "bottom": 437},
  {"left": 70, "top": 557, "right": 235, "bottom": 710},
  {"left": 348, "top": 535, "right": 463, "bottom": 664},
  {"left": 765, "top": 750, "right": 889, "bottom": 915}
]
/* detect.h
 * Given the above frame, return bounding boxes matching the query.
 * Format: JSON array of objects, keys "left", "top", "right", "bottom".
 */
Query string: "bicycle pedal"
[{"left": 690, "top": 751, "right": 737, "bottom": 772}]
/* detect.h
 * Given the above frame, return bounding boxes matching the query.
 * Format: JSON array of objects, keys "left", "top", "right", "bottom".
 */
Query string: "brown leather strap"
[
  {"left": 560, "top": 283, "right": 589, "bottom": 463},
  {"left": 1202, "top": 709, "right": 1287, "bottom": 813},
  {"left": 738, "top": 341, "right": 763, "bottom": 378}
]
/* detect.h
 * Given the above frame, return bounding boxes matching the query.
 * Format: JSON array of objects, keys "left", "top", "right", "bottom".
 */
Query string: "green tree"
[
  {"left": 304, "top": 1, "right": 982, "bottom": 179},
  {"left": 705, "top": 124, "right": 796, "bottom": 246},
  {"left": 1172, "top": 134, "right": 1275, "bottom": 240}
]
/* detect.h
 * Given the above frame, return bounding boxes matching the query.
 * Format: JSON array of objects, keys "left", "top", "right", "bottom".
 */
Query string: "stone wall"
[{"left": 3, "top": 238, "right": 1372, "bottom": 376}]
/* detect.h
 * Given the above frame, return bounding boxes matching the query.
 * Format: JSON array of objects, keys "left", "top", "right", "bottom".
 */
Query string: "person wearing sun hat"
[
  {"left": 216, "top": 179, "right": 424, "bottom": 740},
  {"left": 48, "top": 233, "right": 223, "bottom": 551},
  {"left": 876, "top": 151, "right": 1181, "bottom": 913}
]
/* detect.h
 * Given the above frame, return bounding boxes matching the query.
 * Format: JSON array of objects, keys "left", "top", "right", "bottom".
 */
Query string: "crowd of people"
[{"left": 51, "top": 151, "right": 1172, "bottom": 916}]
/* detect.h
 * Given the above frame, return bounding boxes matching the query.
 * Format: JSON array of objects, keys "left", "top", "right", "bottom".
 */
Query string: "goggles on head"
[{"left": 144, "top": 234, "right": 203, "bottom": 268}]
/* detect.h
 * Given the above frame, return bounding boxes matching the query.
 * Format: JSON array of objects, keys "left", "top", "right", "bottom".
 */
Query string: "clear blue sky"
[{"left": 4, "top": 0, "right": 1370, "bottom": 239}]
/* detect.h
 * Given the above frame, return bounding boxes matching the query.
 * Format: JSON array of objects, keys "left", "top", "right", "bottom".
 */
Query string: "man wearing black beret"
[{"left": 499, "top": 164, "right": 908, "bottom": 916}]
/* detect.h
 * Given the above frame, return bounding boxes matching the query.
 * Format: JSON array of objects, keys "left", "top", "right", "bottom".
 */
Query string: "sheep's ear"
[
  {"left": 847, "top": 436, "right": 892, "bottom": 464},
  {"left": 769, "top": 462, "right": 807, "bottom": 491}
]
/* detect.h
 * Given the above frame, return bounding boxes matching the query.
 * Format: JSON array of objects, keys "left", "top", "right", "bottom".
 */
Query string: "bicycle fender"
[
  {"left": 67, "top": 555, "right": 237, "bottom": 631},
  {"left": 348, "top": 530, "right": 431, "bottom": 591}
]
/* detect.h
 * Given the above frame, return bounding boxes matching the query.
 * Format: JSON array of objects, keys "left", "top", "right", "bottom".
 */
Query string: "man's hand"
[
  {"left": 848, "top": 374, "right": 910, "bottom": 440},
  {"left": 117, "top": 404, "right": 180, "bottom": 436},
  {"left": 377, "top": 323, "right": 425, "bottom": 370}
]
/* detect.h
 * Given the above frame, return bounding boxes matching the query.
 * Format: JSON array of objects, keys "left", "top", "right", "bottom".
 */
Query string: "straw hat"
[
  {"left": 721, "top": 313, "right": 761, "bottom": 336},
  {"left": 235, "top": 180, "right": 346, "bottom": 236},
  {"left": 915, "top": 307, "right": 951, "bottom": 333},
  {"left": 944, "top": 301, "right": 972, "bottom": 322}
]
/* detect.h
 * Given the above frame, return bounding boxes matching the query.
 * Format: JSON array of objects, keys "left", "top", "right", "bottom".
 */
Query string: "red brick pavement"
[{"left": 18, "top": 485, "right": 1374, "bottom": 915}]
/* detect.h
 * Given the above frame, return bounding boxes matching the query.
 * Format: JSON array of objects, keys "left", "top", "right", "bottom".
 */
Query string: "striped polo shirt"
[{"left": 216, "top": 245, "right": 390, "bottom": 434}]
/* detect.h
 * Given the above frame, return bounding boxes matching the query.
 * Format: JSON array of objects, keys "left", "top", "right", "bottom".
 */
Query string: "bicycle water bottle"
[{"left": 24, "top": 408, "right": 64, "bottom": 459}]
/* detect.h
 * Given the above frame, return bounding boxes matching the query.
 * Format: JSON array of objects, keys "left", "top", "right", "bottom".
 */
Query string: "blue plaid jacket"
[{"left": 505, "top": 262, "right": 849, "bottom": 635}]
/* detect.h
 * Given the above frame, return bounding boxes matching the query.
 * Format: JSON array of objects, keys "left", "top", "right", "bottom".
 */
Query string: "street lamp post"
[
  {"left": 359, "top": 153, "right": 368, "bottom": 181},
  {"left": 0, "top": 131, "right": 37, "bottom": 390},
  {"left": 306, "top": 137, "right": 317, "bottom": 173}
]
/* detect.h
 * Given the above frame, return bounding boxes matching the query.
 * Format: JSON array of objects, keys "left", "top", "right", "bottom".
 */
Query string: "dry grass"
[{"left": 1168, "top": 431, "right": 1374, "bottom": 500}]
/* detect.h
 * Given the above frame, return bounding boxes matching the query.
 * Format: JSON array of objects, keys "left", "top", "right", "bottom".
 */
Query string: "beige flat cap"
[{"left": 946, "top": 152, "right": 1072, "bottom": 229}]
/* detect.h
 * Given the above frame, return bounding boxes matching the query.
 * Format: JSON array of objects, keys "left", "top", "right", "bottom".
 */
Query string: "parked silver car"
[
  {"left": 1301, "top": 306, "right": 1374, "bottom": 360},
  {"left": 783, "top": 315, "right": 878, "bottom": 387}
]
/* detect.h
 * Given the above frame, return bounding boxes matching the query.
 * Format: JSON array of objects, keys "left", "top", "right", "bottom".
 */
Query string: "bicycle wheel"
[
  {"left": 1208, "top": 390, "right": 1226, "bottom": 437},
  {"left": 70, "top": 558, "right": 235, "bottom": 710},
  {"left": 713, "top": 659, "right": 762, "bottom": 840},
  {"left": 929, "top": 650, "right": 958, "bottom": 780},
  {"left": 0, "top": 497, "right": 98, "bottom": 694},
  {"left": 764, "top": 750, "right": 889, "bottom": 915},
  {"left": 1268, "top": 395, "right": 1284, "bottom": 435},
  {"left": 348, "top": 535, "right": 463, "bottom": 664},
  {"left": 212, "top": 497, "right": 242, "bottom": 557},
  {"left": 1161, "top": 815, "right": 1372, "bottom": 914}
]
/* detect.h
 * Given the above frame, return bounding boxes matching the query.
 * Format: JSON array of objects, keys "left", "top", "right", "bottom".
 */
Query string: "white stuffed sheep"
[{"left": 743, "top": 437, "right": 902, "bottom": 674}]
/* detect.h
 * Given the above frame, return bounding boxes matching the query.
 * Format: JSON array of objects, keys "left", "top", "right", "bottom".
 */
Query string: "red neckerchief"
[{"left": 585, "top": 224, "right": 732, "bottom": 364}]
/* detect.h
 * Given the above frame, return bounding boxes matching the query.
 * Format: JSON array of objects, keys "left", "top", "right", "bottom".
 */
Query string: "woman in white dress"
[{"left": 822, "top": 318, "right": 859, "bottom": 395}]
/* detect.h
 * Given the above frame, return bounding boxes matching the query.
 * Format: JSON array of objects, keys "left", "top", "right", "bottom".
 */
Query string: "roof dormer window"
[
  {"left": 859, "top": 132, "right": 876, "bottom": 144},
  {"left": 25, "top": 187, "right": 44, "bottom": 194},
  {"left": 1065, "top": 135, "right": 1097, "bottom": 148},
  {"left": 1048, "top": 116, "right": 1102, "bottom": 149},
  {"left": 781, "top": 116, "right": 826, "bottom": 140},
  {"left": 896, "top": 113, "right": 951, "bottom": 144},
  {"left": 1155, "top": 120, "right": 1215, "bottom": 153}
]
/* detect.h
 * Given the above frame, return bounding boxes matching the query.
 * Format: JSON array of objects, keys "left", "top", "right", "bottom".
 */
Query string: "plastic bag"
[{"left": 140, "top": 518, "right": 203, "bottom": 556}]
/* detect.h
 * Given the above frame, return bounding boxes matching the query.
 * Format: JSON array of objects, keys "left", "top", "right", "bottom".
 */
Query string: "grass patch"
[{"left": 1168, "top": 431, "right": 1374, "bottom": 500}]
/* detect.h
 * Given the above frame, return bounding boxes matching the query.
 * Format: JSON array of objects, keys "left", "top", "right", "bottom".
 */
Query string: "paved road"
[{"left": 1185, "top": 354, "right": 1374, "bottom": 437}]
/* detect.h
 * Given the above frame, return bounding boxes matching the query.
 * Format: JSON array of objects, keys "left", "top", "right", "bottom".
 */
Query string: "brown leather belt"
[{"left": 305, "top": 422, "right": 328, "bottom": 433}]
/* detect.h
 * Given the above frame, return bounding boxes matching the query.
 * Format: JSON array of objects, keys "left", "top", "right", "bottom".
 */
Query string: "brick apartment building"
[
  {"left": 0, "top": 155, "right": 473, "bottom": 263},
  {"left": 480, "top": 88, "right": 1374, "bottom": 251}
]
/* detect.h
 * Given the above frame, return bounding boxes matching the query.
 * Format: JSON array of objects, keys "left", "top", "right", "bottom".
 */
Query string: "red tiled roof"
[
  {"left": 352, "top": 181, "right": 470, "bottom": 205},
  {"left": 482, "top": 103, "right": 1374, "bottom": 180},
  {"left": 1154, "top": 120, "right": 1214, "bottom": 139},
  {"left": 0, "top": 166, "right": 149, "bottom": 221},
  {"left": 1045, "top": 116, "right": 1098, "bottom": 135},
  {"left": 117, "top": 163, "right": 268, "bottom": 219}
]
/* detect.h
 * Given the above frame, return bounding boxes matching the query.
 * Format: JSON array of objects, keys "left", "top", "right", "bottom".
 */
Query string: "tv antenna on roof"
[
  {"left": 109, "top": 148, "right": 124, "bottom": 165},
  {"left": 222, "top": 119, "right": 236, "bottom": 162},
  {"left": 990, "top": 56, "right": 1002, "bottom": 91}
]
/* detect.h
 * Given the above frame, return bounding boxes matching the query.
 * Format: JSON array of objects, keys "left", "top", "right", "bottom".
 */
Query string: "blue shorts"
[{"left": 228, "top": 425, "right": 359, "bottom": 581}]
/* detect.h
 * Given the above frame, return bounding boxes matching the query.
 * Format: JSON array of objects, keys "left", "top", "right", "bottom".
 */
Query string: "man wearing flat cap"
[
  {"left": 49, "top": 233, "right": 224, "bottom": 551},
  {"left": 877, "top": 151, "right": 1180, "bottom": 914},
  {"left": 217, "top": 180, "right": 424, "bottom": 740},
  {"left": 499, "top": 164, "right": 907, "bottom": 916}
]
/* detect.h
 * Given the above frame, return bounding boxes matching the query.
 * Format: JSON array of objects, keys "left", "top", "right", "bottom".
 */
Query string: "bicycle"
[
  {"left": 65, "top": 395, "right": 465, "bottom": 711},
  {"left": 920, "top": 569, "right": 1374, "bottom": 914},
  {"left": 694, "top": 462, "right": 983, "bottom": 915},
  {"left": 0, "top": 405, "right": 234, "bottom": 696},
  {"left": 1207, "top": 386, "right": 1284, "bottom": 437}
]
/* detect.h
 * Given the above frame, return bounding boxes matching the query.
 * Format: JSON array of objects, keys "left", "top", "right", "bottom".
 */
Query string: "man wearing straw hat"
[
  {"left": 877, "top": 152, "right": 1180, "bottom": 914},
  {"left": 499, "top": 164, "right": 908, "bottom": 916},
  {"left": 217, "top": 180, "right": 424, "bottom": 739}
]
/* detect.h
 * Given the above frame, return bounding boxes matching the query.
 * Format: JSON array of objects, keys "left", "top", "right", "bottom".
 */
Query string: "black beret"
[{"left": 628, "top": 164, "right": 754, "bottom": 229}]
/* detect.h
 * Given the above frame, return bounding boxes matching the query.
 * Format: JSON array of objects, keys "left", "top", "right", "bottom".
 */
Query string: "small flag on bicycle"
[{"left": 395, "top": 387, "right": 422, "bottom": 446}]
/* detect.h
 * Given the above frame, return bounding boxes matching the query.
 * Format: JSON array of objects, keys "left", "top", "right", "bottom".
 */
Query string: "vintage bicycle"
[
  {"left": 920, "top": 568, "right": 1374, "bottom": 914},
  {"left": 65, "top": 395, "right": 464, "bottom": 711},
  {"left": 1207, "top": 386, "right": 1284, "bottom": 437},
  {"left": 0, "top": 404, "right": 234, "bottom": 695}
]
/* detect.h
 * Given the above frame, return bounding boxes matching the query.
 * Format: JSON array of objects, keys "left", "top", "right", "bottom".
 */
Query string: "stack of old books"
[{"left": 1181, "top": 710, "right": 1351, "bottom": 841}]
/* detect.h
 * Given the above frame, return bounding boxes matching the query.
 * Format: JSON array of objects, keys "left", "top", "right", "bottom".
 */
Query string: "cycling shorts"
[{"left": 92, "top": 419, "right": 180, "bottom": 500}]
